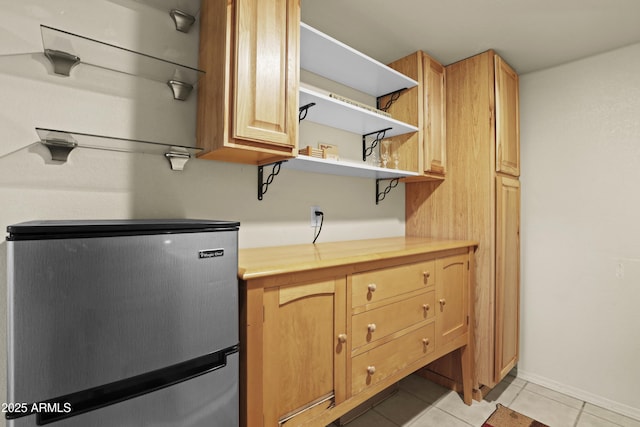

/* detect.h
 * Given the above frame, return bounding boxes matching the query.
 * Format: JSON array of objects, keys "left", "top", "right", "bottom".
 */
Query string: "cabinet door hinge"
[
  {"left": 467, "top": 260, "right": 470, "bottom": 270},
  {"left": 466, "top": 315, "right": 470, "bottom": 325}
]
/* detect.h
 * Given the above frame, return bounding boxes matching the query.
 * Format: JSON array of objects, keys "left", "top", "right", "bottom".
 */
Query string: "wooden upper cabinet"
[
  {"left": 197, "top": 0, "right": 300, "bottom": 165},
  {"left": 495, "top": 176, "right": 520, "bottom": 382},
  {"left": 423, "top": 55, "right": 446, "bottom": 175},
  {"left": 495, "top": 55, "right": 520, "bottom": 176},
  {"left": 385, "top": 51, "right": 446, "bottom": 178}
]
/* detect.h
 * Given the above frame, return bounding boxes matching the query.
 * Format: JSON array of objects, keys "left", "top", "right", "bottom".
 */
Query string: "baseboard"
[{"left": 517, "top": 369, "right": 640, "bottom": 422}]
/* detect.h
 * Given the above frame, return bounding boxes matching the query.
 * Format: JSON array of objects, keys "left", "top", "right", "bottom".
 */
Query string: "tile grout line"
[
  {"left": 572, "top": 401, "right": 586, "bottom": 427},
  {"left": 504, "top": 378, "right": 528, "bottom": 408},
  {"left": 522, "top": 381, "right": 585, "bottom": 411}
]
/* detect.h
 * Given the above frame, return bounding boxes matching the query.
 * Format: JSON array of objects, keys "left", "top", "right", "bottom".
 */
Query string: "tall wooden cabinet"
[
  {"left": 197, "top": 0, "right": 300, "bottom": 165},
  {"left": 406, "top": 50, "right": 520, "bottom": 393}
]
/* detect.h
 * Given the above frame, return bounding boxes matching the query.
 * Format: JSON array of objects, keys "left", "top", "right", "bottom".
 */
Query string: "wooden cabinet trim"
[{"left": 279, "top": 279, "right": 335, "bottom": 305}]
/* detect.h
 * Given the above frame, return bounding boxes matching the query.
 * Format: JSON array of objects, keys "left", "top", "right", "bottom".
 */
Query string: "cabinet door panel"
[
  {"left": 495, "top": 55, "right": 519, "bottom": 176},
  {"left": 495, "top": 176, "right": 520, "bottom": 382},
  {"left": 263, "top": 278, "right": 345, "bottom": 424},
  {"left": 234, "top": 0, "right": 299, "bottom": 147},
  {"left": 436, "top": 254, "right": 468, "bottom": 347},
  {"left": 424, "top": 54, "right": 446, "bottom": 175}
]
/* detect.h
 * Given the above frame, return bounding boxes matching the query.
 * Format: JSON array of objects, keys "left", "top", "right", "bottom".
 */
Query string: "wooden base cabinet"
[
  {"left": 239, "top": 238, "right": 476, "bottom": 426},
  {"left": 197, "top": 0, "right": 299, "bottom": 165},
  {"left": 406, "top": 50, "right": 520, "bottom": 393},
  {"left": 260, "top": 279, "right": 347, "bottom": 426}
]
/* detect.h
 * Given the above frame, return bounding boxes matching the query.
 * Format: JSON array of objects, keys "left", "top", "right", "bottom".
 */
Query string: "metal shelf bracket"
[
  {"left": 258, "top": 161, "right": 286, "bottom": 200},
  {"left": 44, "top": 49, "right": 81, "bottom": 76},
  {"left": 362, "top": 127, "right": 392, "bottom": 161},
  {"left": 165, "top": 147, "right": 192, "bottom": 171},
  {"left": 167, "top": 80, "right": 194, "bottom": 101},
  {"left": 169, "top": 9, "right": 196, "bottom": 33},
  {"left": 299, "top": 102, "right": 316, "bottom": 122},
  {"left": 376, "top": 88, "right": 407, "bottom": 112},
  {"left": 42, "top": 137, "right": 78, "bottom": 162},
  {"left": 376, "top": 178, "right": 400, "bottom": 205}
]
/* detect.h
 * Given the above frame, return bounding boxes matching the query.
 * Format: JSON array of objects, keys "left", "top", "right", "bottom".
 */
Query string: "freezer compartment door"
[
  {"left": 8, "top": 352, "right": 239, "bottom": 427},
  {"left": 8, "top": 230, "right": 238, "bottom": 405}
]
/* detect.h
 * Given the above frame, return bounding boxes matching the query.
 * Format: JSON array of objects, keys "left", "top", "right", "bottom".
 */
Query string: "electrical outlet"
[{"left": 310, "top": 206, "right": 321, "bottom": 227}]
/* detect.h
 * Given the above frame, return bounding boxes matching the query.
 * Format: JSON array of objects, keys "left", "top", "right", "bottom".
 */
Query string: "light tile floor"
[{"left": 335, "top": 374, "right": 640, "bottom": 427}]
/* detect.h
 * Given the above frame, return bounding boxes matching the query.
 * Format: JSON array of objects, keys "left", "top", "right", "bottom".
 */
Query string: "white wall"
[
  {"left": 0, "top": 0, "right": 405, "bottom": 405},
  {"left": 519, "top": 43, "right": 640, "bottom": 419}
]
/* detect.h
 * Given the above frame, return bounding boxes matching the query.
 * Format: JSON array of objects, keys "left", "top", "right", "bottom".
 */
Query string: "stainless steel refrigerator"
[{"left": 6, "top": 219, "right": 240, "bottom": 426}]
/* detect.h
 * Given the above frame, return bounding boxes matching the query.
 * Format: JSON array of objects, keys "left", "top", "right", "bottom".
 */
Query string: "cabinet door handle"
[
  {"left": 367, "top": 283, "right": 377, "bottom": 292},
  {"left": 423, "top": 271, "right": 431, "bottom": 284},
  {"left": 422, "top": 338, "right": 430, "bottom": 346},
  {"left": 439, "top": 298, "right": 446, "bottom": 307},
  {"left": 338, "top": 334, "right": 347, "bottom": 343},
  {"left": 423, "top": 303, "right": 430, "bottom": 312},
  {"left": 367, "top": 323, "right": 377, "bottom": 333},
  {"left": 367, "top": 366, "right": 376, "bottom": 375}
]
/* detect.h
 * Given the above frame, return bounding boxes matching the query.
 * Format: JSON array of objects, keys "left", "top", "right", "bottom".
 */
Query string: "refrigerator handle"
[{"left": 5, "top": 345, "right": 239, "bottom": 425}]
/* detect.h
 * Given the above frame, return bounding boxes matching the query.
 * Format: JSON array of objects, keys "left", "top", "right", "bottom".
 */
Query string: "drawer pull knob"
[
  {"left": 367, "top": 283, "right": 377, "bottom": 292},
  {"left": 367, "top": 366, "right": 376, "bottom": 375},
  {"left": 439, "top": 298, "right": 446, "bottom": 306},
  {"left": 338, "top": 334, "right": 347, "bottom": 343},
  {"left": 423, "top": 304, "right": 430, "bottom": 311},
  {"left": 422, "top": 338, "right": 430, "bottom": 346},
  {"left": 423, "top": 271, "right": 431, "bottom": 283},
  {"left": 367, "top": 323, "right": 377, "bottom": 333}
]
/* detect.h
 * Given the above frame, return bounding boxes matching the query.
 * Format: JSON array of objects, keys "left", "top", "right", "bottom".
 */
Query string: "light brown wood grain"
[
  {"left": 495, "top": 56, "right": 520, "bottom": 177},
  {"left": 351, "top": 291, "right": 435, "bottom": 350},
  {"left": 423, "top": 55, "right": 447, "bottom": 175},
  {"left": 351, "top": 323, "right": 436, "bottom": 395},
  {"left": 406, "top": 51, "right": 520, "bottom": 390},
  {"left": 383, "top": 52, "right": 422, "bottom": 173},
  {"left": 351, "top": 259, "right": 435, "bottom": 307},
  {"left": 240, "top": 239, "right": 476, "bottom": 425},
  {"left": 196, "top": 0, "right": 299, "bottom": 164},
  {"left": 239, "top": 237, "right": 476, "bottom": 280},
  {"left": 495, "top": 175, "right": 520, "bottom": 382},
  {"left": 384, "top": 51, "right": 447, "bottom": 179}
]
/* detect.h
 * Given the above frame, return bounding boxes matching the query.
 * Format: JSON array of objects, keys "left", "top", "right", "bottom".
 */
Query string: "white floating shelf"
[
  {"left": 300, "top": 22, "right": 417, "bottom": 97},
  {"left": 299, "top": 87, "right": 418, "bottom": 137},
  {"left": 282, "top": 155, "right": 420, "bottom": 180}
]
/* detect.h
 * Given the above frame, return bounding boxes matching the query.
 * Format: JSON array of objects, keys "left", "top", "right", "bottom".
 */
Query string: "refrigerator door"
[
  {"left": 9, "top": 353, "right": 239, "bottom": 427},
  {"left": 7, "top": 221, "right": 238, "bottom": 417}
]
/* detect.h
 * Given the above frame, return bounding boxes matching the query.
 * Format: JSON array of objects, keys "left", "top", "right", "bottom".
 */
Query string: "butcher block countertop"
[{"left": 238, "top": 236, "right": 477, "bottom": 281}]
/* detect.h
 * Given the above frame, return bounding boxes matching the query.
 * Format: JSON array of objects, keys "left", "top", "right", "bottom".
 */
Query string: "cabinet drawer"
[
  {"left": 352, "top": 260, "right": 435, "bottom": 308},
  {"left": 351, "top": 291, "right": 435, "bottom": 349},
  {"left": 351, "top": 323, "right": 435, "bottom": 395}
]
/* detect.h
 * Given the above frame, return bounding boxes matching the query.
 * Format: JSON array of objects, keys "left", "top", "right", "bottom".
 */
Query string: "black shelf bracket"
[
  {"left": 376, "top": 178, "right": 400, "bottom": 205},
  {"left": 362, "top": 127, "right": 392, "bottom": 161},
  {"left": 258, "top": 161, "right": 286, "bottom": 201},
  {"left": 298, "top": 102, "right": 316, "bottom": 122},
  {"left": 376, "top": 88, "right": 407, "bottom": 112}
]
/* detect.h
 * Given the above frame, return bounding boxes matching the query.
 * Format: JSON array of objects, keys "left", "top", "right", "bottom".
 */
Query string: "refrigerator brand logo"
[{"left": 199, "top": 249, "right": 224, "bottom": 259}]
